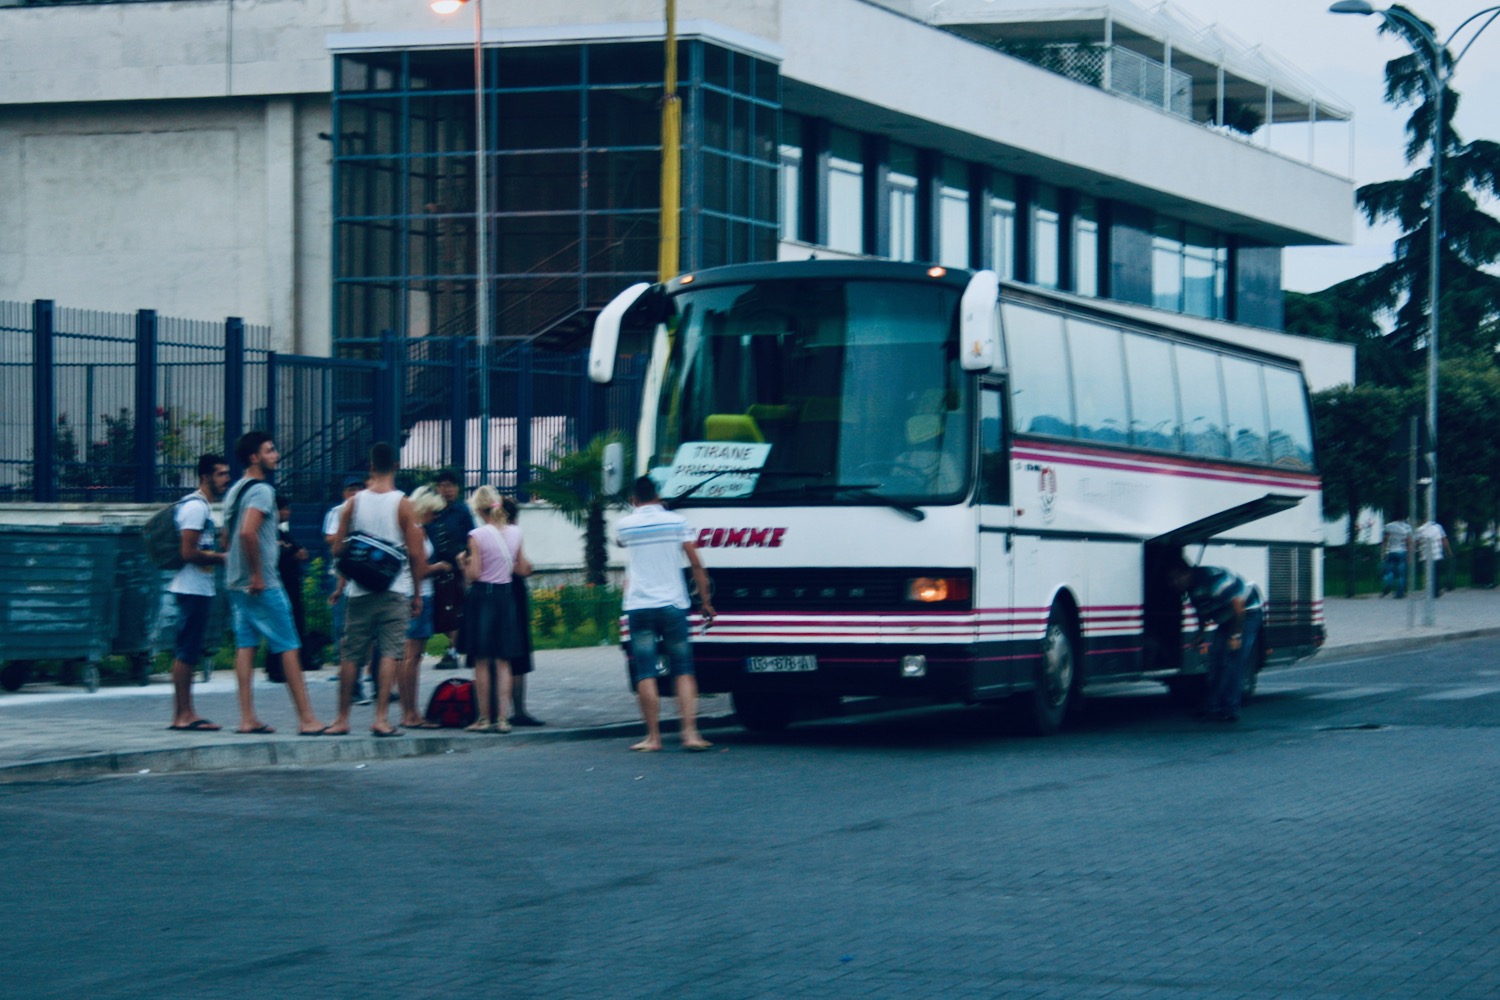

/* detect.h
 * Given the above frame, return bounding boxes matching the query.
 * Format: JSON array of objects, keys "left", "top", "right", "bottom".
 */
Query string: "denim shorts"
[
  {"left": 228, "top": 587, "right": 301, "bottom": 655},
  {"left": 173, "top": 593, "right": 213, "bottom": 666},
  {"left": 626, "top": 605, "right": 695, "bottom": 686},
  {"left": 406, "top": 593, "right": 435, "bottom": 641}
]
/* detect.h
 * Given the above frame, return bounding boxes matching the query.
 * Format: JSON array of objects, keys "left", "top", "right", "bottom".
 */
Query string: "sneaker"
[
  {"left": 509, "top": 712, "right": 545, "bottom": 727},
  {"left": 436, "top": 653, "right": 459, "bottom": 670},
  {"left": 353, "top": 684, "right": 372, "bottom": 706}
]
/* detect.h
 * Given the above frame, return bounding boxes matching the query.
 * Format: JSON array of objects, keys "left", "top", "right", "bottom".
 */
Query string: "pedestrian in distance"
[
  {"left": 430, "top": 468, "right": 473, "bottom": 669},
  {"left": 1167, "top": 555, "right": 1263, "bottom": 724},
  {"left": 327, "top": 442, "right": 429, "bottom": 737},
  {"left": 458, "top": 484, "right": 532, "bottom": 733},
  {"left": 1381, "top": 510, "right": 1411, "bottom": 599},
  {"left": 266, "top": 491, "right": 311, "bottom": 682},
  {"left": 1415, "top": 519, "right": 1455, "bottom": 597},
  {"left": 223, "top": 431, "right": 329, "bottom": 736},
  {"left": 616, "top": 475, "right": 716, "bottom": 752},
  {"left": 501, "top": 495, "right": 543, "bottom": 727},
  {"left": 166, "top": 453, "right": 230, "bottom": 732},
  {"left": 399, "top": 485, "right": 452, "bottom": 729}
]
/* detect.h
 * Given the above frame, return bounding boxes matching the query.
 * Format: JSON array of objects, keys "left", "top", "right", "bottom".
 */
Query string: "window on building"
[
  {"left": 1073, "top": 196, "right": 1099, "bottom": 298},
  {"left": 938, "top": 159, "right": 970, "bottom": 268},
  {"left": 987, "top": 173, "right": 1017, "bottom": 280},
  {"left": 779, "top": 115, "right": 803, "bottom": 242},
  {"left": 886, "top": 143, "right": 919, "bottom": 262},
  {"left": 1153, "top": 218, "right": 1227, "bottom": 319},
  {"left": 827, "top": 127, "right": 865, "bottom": 255},
  {"left": 1032, "top": 184, "right": 1060, "bottom": 289}
]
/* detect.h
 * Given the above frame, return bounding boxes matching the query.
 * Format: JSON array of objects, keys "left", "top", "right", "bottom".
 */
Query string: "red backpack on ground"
[{"left": 425, "top": 677, "right": 477, "bottom": 728}]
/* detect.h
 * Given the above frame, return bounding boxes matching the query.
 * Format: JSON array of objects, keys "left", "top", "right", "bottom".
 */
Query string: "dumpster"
[
  {"left": 111, "top": 529, "right": 163, "bottom": 685},
  {"left": 0, "top": 524, "right": 164, "bottom": 693}
]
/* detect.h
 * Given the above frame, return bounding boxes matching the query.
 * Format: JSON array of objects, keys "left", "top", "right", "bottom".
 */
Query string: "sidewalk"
[{"left": 1, "top": 589, "right": 1496, "bottom": 781}]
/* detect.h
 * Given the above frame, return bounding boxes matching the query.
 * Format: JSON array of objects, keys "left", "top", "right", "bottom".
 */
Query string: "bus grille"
[
  {"left": 1267, "top": 546, "right": 1314, "bottom": 625},
  {"left": 708, "top": 568, "right": 970, "bottom": 612}
]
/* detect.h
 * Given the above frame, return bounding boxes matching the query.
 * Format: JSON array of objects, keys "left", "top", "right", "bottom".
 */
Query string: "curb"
[
  {"left": 0, "top": 711, "right": 740, "bottom": 784},
  {"left": 1308, "top": 626, "right": 1500, "bottom": 664}
]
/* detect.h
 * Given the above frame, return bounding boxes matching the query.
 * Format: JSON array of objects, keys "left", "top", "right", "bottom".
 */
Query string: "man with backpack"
[
  {"left": 165, "top": 453, "right": 230, "bottom": 732},
  {"left": 224, "top": 431, "right": 329, "bottom": 736},
  {"left": 326, "top": 442, "right": 429, "bottom": 737}
]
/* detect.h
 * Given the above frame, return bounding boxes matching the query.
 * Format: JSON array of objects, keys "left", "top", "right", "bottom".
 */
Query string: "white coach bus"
[{"left": 590, "top": 260, "right": 1324, "bottom": 734}]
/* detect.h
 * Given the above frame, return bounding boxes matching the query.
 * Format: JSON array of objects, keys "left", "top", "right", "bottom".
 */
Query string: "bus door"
[
  {"left": 1142, "top": 493, "right": 1303, "bottom": 671},
  {"left": 975, "top": 380, "right": 1013, "bottom": 696}
]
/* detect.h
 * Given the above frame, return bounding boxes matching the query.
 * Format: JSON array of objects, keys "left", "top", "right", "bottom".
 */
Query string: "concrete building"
[{"left": 0, "top": 0, "right": 1355, "bottom": 386}]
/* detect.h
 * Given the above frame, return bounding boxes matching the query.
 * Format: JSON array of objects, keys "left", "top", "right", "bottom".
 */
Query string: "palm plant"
[{"left": 526, "top": 432, "right": 629, "bottom": 585}]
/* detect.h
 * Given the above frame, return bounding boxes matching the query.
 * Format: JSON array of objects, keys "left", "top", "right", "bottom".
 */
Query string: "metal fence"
[{"left": 1, "top": 298, "right": 644, "bottom": 504}]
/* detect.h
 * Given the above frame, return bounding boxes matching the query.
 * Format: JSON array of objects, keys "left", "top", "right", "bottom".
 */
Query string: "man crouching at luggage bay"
[
  {"left": 224, "top": 431, "right": 329, "bottom": 736},
  {"left": 617, "top": 475, "right": 716, "bottom": 752},
  {"left": 1168, "top": 556, "right": 1264, "bottom": 724}
]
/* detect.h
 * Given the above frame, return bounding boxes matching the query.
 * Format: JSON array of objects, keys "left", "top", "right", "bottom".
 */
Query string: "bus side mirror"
[
  {"left": 959, "top": 269, "right": 1000, "bottom": 372},
  {"left": 601, "top": 441, "right": 625, "bottom": 496},
  {"left": 590, "top": 282, "right": 653, "bottom": 383}
]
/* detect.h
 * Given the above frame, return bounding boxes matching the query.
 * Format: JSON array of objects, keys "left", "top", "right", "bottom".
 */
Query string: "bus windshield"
[{"left": 646, "top": 278, "right": 971, "bottom": 506}]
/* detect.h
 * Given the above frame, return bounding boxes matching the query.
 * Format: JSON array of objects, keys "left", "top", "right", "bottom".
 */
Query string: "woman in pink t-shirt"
[{"left": 458, "top": 484, "right": 531, "bottom": 733}]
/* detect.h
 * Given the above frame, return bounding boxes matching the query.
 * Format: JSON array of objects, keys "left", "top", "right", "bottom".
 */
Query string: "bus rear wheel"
[
  {"left": 1016, "top": 608, "right": 1078, "bottom": 736},
  {"left": 732, "top": 691, "right": 795, "bottom": 733}
]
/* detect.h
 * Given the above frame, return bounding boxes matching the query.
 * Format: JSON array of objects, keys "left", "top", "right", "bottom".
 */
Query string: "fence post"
[
  {"left": 379, "top": 328, "right": 400, "bottom": 447},
  {"left": 134, "top": 309, "right": 158, "bottom": 502},
  {"left": 450, "top": 337, "right": 468, "bottom": 478},
  {"left": 516, "top": 340, "right": 533, "bottom": 501},
  {"left": 31, "top": 300, "right": 57, "bottom": 502},
  {"left": 265, "top": 351, "right": 278, "bottom": 449},
  {"left": 576, "top": 349, "right": 596, "bottom": 449},
  {"left": 224, "top": 317, "right": 245, "bottom": 474}
]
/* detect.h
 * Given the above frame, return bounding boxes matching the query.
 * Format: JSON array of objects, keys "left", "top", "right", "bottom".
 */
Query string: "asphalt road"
[{"left": 3, "top": 638, "right": 1498, "bottom": 999}]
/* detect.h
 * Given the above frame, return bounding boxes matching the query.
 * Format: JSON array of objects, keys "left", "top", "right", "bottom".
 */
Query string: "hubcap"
[{"left": 1042, "top": 622, "right": 1073, "bottom": 708}]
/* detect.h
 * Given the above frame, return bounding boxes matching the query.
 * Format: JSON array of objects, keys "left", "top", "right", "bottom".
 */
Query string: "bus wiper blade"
[{"left": 751, "top": 482, "right": 926, "bottom": 522}]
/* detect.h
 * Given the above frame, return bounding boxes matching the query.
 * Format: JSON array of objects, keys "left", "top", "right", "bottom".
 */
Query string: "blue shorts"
[
  {"left": 407, "top": 594, "right": 435, "bottom": 641},
  {"left": 229, "top": 588, "right": 302, "bottom": 655},
  {"left": 173, "top": 593, "right": 213, "bottom": 666},
  {"left": 626, "top": 605, "right": 695, "bottom": 686}
]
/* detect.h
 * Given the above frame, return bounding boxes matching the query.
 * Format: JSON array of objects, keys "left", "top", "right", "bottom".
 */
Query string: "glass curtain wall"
[{"left": 332, "top": 40, "right": 779, "bottom": 349}]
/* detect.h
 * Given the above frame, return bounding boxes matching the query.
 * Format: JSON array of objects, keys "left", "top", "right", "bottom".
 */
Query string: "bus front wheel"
[
  {"left": 1017, "top": 608, "right": 1078, "bottom": 736},
  {"left": 732, "top": 691, "right": 795, "bottom": 733}
]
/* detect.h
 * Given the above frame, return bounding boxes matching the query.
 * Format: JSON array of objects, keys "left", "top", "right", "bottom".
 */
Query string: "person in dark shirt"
[
  {"left": 267, "top": 492, "right": 310, "bottom": 682},
  {"left": 1168, "top": 556, "right": 1264, "bottom": 723},
  {"left": 430, "top": 469, "right": 475, "bottom": 669}
]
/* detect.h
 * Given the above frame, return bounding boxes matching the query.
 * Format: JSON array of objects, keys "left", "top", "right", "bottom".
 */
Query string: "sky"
[{"left": 1171, "top": 0, "right": 1500, "bottom": 293}]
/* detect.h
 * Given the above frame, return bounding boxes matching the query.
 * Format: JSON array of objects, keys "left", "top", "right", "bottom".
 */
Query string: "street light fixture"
[
  {"left": 1330, "top": 1, "right": 1500, "bottom": 625},
  {"left": 430, "top": 0, "right": 490, "bottom": 485}
]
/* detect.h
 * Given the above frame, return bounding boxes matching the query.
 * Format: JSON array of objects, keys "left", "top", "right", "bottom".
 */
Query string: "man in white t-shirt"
[
  {"left": 1416, "top": 519, "right": 1455, "bottom": 596},
  {"left": 616, "top": 476, "right": 716, "bottom": 752},
  {"left": 166, "top": 453, "right": 230, "bottom": 732}
]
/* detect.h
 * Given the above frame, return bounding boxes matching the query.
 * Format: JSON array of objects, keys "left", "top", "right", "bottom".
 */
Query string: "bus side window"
[{"left": 980, "top": 385, "right": 1009, "bottom": 505}]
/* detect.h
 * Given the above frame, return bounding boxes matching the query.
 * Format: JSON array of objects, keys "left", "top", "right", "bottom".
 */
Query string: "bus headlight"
[{"left": 906, "top": 577, "right": 971, "bottom": 603}]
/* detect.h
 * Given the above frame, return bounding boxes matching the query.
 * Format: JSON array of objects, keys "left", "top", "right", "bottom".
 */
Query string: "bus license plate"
[{"left": 747, "top": 655, "right": 817, "bottom": 673}]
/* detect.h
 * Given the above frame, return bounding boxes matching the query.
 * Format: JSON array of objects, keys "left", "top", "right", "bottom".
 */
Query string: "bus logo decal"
[
  {"left": 1039, "top": 466, "right": 1058, "bottom": 523},
  {"left": 697, "top": 527, "right": 787, "bottom": 548}
]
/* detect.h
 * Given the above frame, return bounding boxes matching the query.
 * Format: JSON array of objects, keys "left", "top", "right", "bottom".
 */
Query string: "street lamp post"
[
  {"left": 1330, "top": 1, "right": 1500, "bottom": 626},
  {"left": 431, "top": 0, "right": 489, "bottom": 485}
]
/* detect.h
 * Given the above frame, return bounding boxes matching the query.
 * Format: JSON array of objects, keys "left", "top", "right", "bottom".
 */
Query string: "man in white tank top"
[{"left": 327, "top": 442, "right": 429, "bottom": 737}]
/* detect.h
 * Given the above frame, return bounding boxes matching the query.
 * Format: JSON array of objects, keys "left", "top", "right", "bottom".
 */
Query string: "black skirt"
[{"left": 459, "top": 582, "right": 523, "bottom": 661}]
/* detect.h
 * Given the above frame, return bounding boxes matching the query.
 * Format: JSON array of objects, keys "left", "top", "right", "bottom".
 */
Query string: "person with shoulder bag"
[
  {"left": 326, "top": 442, "right": 429, "bottom": 737},
  {"left": 165, "top": 453, "right": 230, "bottom": 732},
  {"left": 457, "top": 484, "right": 533, "bottom": 733}
]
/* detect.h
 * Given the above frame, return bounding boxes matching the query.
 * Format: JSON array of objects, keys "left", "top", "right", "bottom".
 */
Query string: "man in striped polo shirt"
[
  {"left": 1168, "top": 557, "right": 1264, "bottom": 723},
  {"left": 617, "top": 476, "right": 716, "bottom": 752}
]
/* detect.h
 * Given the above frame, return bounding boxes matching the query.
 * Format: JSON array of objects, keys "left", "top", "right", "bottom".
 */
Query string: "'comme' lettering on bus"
[{"left": 695, "top": 527, "right": 787, "bottom": 548}]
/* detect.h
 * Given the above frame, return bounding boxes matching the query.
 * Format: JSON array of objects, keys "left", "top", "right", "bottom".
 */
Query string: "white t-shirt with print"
[
  {"left": 167, "top": 492, "right": 218, "bottom": 598},
  {"left": 616, "top": 503, "right": 694, "bottom": 612}
]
